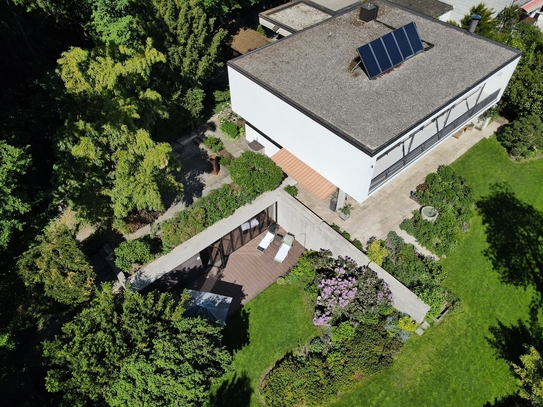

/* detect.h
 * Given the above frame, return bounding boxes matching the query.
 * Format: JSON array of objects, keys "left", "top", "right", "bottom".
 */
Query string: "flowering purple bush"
[{"left": 312, "top": 256, "right": 393, "bottom": 326}]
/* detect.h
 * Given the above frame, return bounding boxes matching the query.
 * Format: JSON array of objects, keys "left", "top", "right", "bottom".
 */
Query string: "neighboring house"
[
  {"left": 521, "top": 0, "right": 543, "bottom": 30},
  {"left": 228, "top": 0, "right": 521, "bottom": 205},
  {"left": 442, "top": 0, "right": 530, "bottom": 23},
  {"left": 259, "top": 0, "right": 452, "bottom": 38}
]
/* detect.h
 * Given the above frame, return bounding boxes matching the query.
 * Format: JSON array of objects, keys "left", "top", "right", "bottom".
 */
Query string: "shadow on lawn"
[
  {"left": 209, "top": 373, "right": 252, "bottom": 407},
  {"left": 222, "top": 307, "right": 250, "bottom": 352},
  {"left": 477, "top": 183, "right": 543, "bottom": 304},
  {"left": 483, "top": 394, "right": 527, "bottom": 407}
]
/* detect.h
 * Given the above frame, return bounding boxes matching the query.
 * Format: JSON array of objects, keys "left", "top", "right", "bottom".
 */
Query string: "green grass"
[
  {"left": 326, "top": 138, "right": 543, "bottom": 407},
  {"left": 210, "top": 283, "right": 318, "bottom": 407}
]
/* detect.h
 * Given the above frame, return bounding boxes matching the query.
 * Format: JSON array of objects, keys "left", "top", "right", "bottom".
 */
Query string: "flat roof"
[
  {"left": 229, "top": 1, "right": 520, "bottom": 155},
  {"left": 387, "top": 0, "right": 452, "bottom": 18},
  {"left": 226, "top": 28, "right": 271, "bottom": 55},
  {"left": 265, "top": 1, "right": 334, "bottom": 31}
]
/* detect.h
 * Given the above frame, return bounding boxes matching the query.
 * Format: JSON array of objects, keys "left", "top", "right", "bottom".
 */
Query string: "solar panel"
[
  {"left": 372, "top": 39, "right": 393, "bottom": 72},
  {"left": 404, "top": 22, "right": 424, "bottom": 54},
  {"left": 393, "top": 28, "right": 413, "bottom": 60},
  {"left": 358, "top": 44, "right": 381, "bottom": 79},
  {"left": 382, "top": 33, "right": 403, "bottom": 66},
  {"left": 356, "top": 21, "right": 424, "bottom": 79}
]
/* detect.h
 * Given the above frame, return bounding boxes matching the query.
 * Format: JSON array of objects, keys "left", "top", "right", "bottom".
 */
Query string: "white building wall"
[
  {"left": 245, "top": 124, "right": 281, "bottom": 156},
  {"left": 371, "top": 57, "right": 519, "bottom": 178},
  {"left": 229, "top": 67, "right": 375, "bottom": 202}
]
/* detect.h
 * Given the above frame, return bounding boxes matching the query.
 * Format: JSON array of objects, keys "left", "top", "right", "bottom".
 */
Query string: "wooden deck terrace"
[{"left": 197, "top": 226, "right": 305, "bottom": 314}]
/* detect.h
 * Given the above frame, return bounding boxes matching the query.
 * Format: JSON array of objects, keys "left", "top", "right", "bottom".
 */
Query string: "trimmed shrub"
[
  {"left": 114, "top": 239, "right": 154, "bottom": 272},
  {"left": 218, "top": 154, "right": 232, "bottom": 166},
  {"left": 496, "top": 115, "right": 543, "bottom": 160},
  {"left": 229, "top": 151, "right": 283, "bottom": 197}
]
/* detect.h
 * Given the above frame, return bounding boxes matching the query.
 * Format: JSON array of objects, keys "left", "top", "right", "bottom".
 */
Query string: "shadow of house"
[
  {"left": 477, "top": 183, "right": 543, "bottom": 303},
  {"left": 139, "top": 254, "right": 205, "bottom": 295}
]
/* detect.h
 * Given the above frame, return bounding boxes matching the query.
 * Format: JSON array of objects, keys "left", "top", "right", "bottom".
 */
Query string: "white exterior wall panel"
[{"left": 229, "top": 66, "right": 374, "bottom": 202}]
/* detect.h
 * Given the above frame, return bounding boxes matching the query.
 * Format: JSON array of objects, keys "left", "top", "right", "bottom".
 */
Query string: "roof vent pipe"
[
  {"left": 468, "top": 14, "right": 482, "bottom": 33},
  {"left": 359, "top": 3, "right": 378, "bottom": 22}
]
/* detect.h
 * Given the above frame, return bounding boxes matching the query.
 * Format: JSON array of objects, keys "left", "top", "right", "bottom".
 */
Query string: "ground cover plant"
[
  {"left": 260, "top": 251, "right": 407, "bottom": 406},
  {"left": 400, "top": 165, "right": 474, "bottom": 255},
  {"left": 326, "top": 137, "right": 543, "bottom": 407}
]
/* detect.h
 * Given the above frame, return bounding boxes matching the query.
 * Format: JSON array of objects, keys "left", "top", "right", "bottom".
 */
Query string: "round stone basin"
[{"left": 421, "top": 206, "right": 438, "bottom": 221}]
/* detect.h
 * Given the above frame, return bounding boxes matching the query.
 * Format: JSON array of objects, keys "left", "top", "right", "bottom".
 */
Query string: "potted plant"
[{"left": 338, "top": 203, "right": 352, "bottom": 221}]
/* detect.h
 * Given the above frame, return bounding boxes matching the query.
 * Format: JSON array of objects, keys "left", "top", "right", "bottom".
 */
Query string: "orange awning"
[{"left": 271, "top": 149, "right": 336, "bottom": 200}]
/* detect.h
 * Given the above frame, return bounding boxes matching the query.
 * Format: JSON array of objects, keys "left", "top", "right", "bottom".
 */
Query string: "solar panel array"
[{"left": 357, "top": 22, "right": 424, "bottom": 79}]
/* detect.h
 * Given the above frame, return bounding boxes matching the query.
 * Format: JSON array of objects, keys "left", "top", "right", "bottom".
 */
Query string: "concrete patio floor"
[{"left": 296, "top": 121, "right": 503, "bottom": 254}]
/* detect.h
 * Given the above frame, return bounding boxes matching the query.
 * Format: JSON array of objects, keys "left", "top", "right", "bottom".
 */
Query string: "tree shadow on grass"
[
  {"left": 477, "top": 183, "right": 543, "bottom": 304},
  {"left": 483, "top": 394, "right": 528, "bottom": 407},
  {"left": 222, "top": 307, "right": 250, "bottom": 353},
  {"left": 209, "top": 373, "right": 252, "bottom": 407}
]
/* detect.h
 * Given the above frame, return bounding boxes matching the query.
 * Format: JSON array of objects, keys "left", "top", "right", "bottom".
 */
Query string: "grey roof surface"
[
  {"left": 387, "top": 0, "right": 452, "bottom": 18},
  {"left": 267, "top": 2, "right": 334, "bottom": 31},
  {"left": 229, "top": 1, "right": 520, "bottom": 154}
]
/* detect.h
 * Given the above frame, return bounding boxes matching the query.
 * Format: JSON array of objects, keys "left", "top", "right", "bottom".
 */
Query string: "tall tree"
[
  {"left": 43, "top": 287, "right": 231, "bottom": 406},
  {"left": 0, "top": 141, "right": 31, "bottom": 250},
  {"left": 17, "top": 225, "right": 94, "bottom": 305},
  {"left": 54, "top": 40, "right": 182, "bottom": 228},
  {"left": 513, "top": 346, "right": 543, "bottom": 406},
  {"left": 460, "top": 3, "right": 497, "bottom": 37}
]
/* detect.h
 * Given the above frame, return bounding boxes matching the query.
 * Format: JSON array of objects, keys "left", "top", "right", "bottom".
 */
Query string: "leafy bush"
[
  {"left": 367, "top": 240, "right": 388, "bottom": 266},
  {"left": 402, "top": 165, "right": 473, "bottom": 255},
  {"left": 261, "top": 324, "right": 402, "bottom": 407},
  {"left": 203, "top": 136, "right": 223, "bottom": 153},
  {"left": 229, "top": 151, "right": 283, "bottom": 197},
  {"left": 161, "top": 207, "right": 206, "bottom": 249},
  {"left": 496, "top": 115, "right": 543, "bottom": 160},
  {"left": 114, "top": 239, "right": 154, "bottom": 272},
  {"left": 218, "top": 154, "right": 232, "bottom": 166},
  {"left": 219, "top": 120, "right": 241, "bottom": 140},
  {"left": 383, "top": 231, "right": 457, "bottom": 320},
  {"left": 284, "top": 184, "right": 298, "bottom": 197}
]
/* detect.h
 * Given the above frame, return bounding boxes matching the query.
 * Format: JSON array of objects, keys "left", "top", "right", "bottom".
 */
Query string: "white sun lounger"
[
  {"left": 274, "top": 233, "right": 295, "bottom": 263},
  {"left": 257, "top": 225, "right": 278, "bottom": 253}
]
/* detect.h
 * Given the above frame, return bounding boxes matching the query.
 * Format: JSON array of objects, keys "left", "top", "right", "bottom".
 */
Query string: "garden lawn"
[
  {"left": 328, "top": 138, "right": 543, "bottom": 407},
  {"left": 210, "top": 283, "right": 318, "bottom": 407}
]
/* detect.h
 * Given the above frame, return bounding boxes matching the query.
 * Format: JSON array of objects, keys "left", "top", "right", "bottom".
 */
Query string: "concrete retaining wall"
[{"left": 130, "top": 186, "right": 430, "bottom": 322}]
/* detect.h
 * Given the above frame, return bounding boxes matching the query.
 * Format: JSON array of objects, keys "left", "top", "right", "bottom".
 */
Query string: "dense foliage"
[
  {"left": 262, "top": 251, "right": 403, "bottom": 406},
  {"left": 229, "top": 151, "right": 283, "bottom": 197},
  {"left": 513, "top": 345, "right": 543, "bottom": 406},
  {"left": 18, "top": 225, "right": 94, "bottom": 305},
  {"left": 382, "top": 231, "right": 456, "bottom": 320},
  {"left": 0, "top": 141, "right": 31, "bottom": 249},
  {"left": 496, "top": 115, "right": 543, "bottom": 160},
  {"left": 43, "top": 287, "right": 231, "bottom": 406},
  {"left": 114, "top": 239, "right": 154, "bottom": 272},
  {"left": 400, "top": 165, "right": 474, "bottom": 255},
  {"left": 459, "top": 3, "right": 496, "bottom": 37},
  {"left": 261, "top": 323, "right": 402, "bottom": 407}
]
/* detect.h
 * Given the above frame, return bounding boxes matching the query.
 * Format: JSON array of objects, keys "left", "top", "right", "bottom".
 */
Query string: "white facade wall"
[
  {"left": 229, "top": 67, "right": 375, "bottom": 202},
  {"left": 245, "top": 124, "right": 280, "bottom": 156},
  {"left": 229, "top": 55, "right": 519, "bottom": 203},
  {"left": 371, "top": 57, "right": 520, "bottom": 187}
]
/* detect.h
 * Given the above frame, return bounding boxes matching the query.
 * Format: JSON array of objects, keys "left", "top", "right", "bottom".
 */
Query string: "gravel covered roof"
[
  {"left": 266, "top": 2, "right": 334, "bottom": 31},
  {"left": 229, "top": 1, "right": 520, "bottom": 154}
]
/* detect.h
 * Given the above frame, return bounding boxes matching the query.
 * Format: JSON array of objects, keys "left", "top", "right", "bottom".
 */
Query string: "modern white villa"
[{"left": 228, "top": 0, "right": 521, "bottom": 205}]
